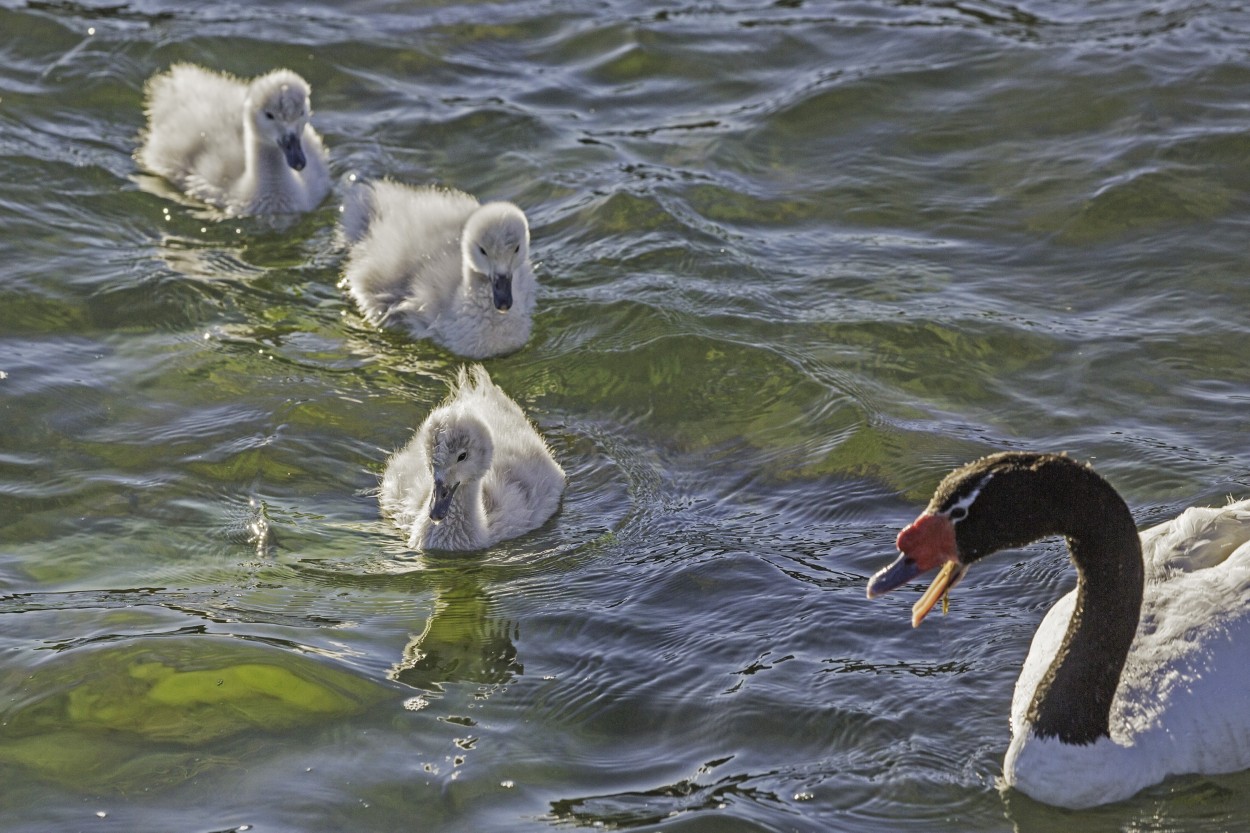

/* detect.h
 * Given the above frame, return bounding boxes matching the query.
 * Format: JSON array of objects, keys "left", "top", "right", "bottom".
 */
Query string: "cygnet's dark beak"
[
  {"left": 429, "top": 479, "right": 459, "bottom": 522},
  {"left": 492, "top": 272, "right": 512, "bottom": 312},
  {"left": 279, "top": 132, "right": 306, "bottom": 171}
]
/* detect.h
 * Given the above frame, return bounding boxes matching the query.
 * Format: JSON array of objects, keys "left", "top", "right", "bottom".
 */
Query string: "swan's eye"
[
  {"left": 457, "top": 451, "right": 468, "bottom": 462},
  {"left": 949, "top": 505, "right": 968, "bottom": 522}
]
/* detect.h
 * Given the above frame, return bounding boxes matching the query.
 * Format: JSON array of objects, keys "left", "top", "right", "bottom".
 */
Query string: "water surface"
[{"left": 3, "top": 1, "right": 1250, "bottom": 831}]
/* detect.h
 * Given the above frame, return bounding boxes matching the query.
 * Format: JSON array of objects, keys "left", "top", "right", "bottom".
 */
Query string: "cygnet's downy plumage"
[
  {"left": 137, "top": 64, "right": 331, "bottom": 216},
  {"left": 381, "top": 365, "right": 564, "bottom": 551},
  {"left": 341, "top": 179, "right": 537, "bottom": 359}
]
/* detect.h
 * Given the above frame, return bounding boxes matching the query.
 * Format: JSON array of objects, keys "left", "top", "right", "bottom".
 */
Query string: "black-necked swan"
[
  {"left": 340, "top": 179, "right": 536, "bottom": 359},
  {"left": 381, "top": 365, "right": 564, "bottom": 551},
  {"left": 137, "top": 64, "right": 331, "bottom": 216},
  {"left": 867, "top": 451, "right": 1250, "bottom": 808}
]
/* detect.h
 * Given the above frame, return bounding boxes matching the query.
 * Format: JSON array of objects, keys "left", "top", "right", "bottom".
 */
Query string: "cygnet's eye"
[
  {"left": 457, "top": 451, "right": 468, "bottom": 462},
  {"left": 513, "top": 243, "right": 520, "bottom": 254},
  {"left": 477, "top": 245, "right": 487, "bottom": 257}
]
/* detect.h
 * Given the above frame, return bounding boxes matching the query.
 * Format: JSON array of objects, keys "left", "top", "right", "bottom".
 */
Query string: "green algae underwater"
[{"left": 2, "top": 636, "right": 385, "bottom": 788}]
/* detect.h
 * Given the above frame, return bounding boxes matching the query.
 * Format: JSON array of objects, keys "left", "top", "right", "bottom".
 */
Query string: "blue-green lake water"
[{"left": 3, "top": 1, "right": 1250, "bottom": 830}]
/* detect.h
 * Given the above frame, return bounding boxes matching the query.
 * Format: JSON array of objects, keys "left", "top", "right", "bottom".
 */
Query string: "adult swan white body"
[{"left": 867, "top": 452, "right": 1250, "bottom": 808}]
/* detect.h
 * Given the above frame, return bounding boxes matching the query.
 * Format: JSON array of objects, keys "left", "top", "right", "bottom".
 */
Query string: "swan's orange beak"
[{"left": 866, "top": 513, "right": 967, "bottom": 628}]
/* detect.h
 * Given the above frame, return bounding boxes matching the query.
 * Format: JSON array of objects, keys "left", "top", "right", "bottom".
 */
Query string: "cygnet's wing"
[
  {"left": 380, "top": 415, "right": 436, "bottom": 536},
  {"left": 138, "top": 65, "right": 247, "bottom": 197},
  {"left": 481, "top": 433, "right": 565, "bottom": 542},
  {"left": 342, "top": 181, "right": 479, "bottom": 331},
  {"left": 463, "top": 367, "right": 565, "bottom": 538}
]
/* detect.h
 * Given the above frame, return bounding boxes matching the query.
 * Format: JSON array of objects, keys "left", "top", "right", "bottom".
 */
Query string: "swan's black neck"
[
  {"left": 941, "top": 453, "right": 1144, "bottom": 744},
  {"left": 1031, "top": 509, "right": 1142, "bottom": 744}
]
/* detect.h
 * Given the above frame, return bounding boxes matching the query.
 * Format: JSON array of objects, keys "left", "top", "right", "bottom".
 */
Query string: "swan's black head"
[
  {"left": 930, "top": 452, "right": 1094, "bottom": 561},
  {"left": 868, "top": 452, "right": 1104, "bottom": 626},
  {"left": 869, "top": 451, "right": 1145, "bottom": 746}
]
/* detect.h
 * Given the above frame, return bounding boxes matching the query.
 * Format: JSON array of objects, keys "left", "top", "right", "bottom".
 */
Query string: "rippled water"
[{"left": 4, "top": 0, "right": 1250, "bottom": 830}]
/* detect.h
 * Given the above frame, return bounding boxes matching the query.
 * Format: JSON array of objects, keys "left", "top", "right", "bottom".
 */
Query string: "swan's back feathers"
[
  {"left": 339, "top": 176, "right": 374, "bottom": 243},
  {"left": 1141, "top": 498, "right": 1250, "bottom": 576},
  {"left": 1009, "top": 564, "right": 1250, "bottom": 807},
  {"left": 139, "top": 64, "right": 247, "bottom": 188},
  {"left": 342, "top": 181, "right": 480, "bottom": 327},
  {"left": 1006, "top": 497, "right": 1250, "bottom": 807},
  {"left": 449, "top": 365, "right": 535, "bottom": 433}
]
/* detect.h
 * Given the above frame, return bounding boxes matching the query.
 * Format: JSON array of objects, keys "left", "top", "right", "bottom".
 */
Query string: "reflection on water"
[{"left": 389, "top": 570, "right": 522, "bottom": 692}]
